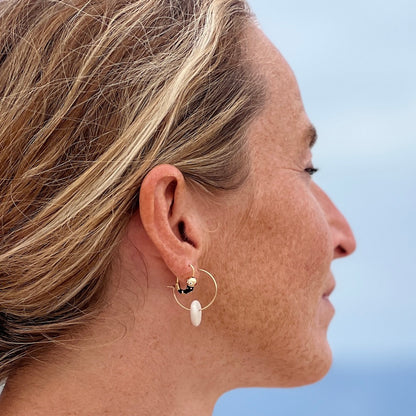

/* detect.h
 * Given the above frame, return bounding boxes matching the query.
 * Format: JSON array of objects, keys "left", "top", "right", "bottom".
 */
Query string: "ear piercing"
[{"left": 175, "top": 265, "right": 198, "bottom": 294}]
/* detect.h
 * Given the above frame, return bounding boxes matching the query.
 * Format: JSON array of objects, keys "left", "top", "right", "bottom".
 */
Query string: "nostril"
[
  {"left": 334, "top": 231, "right": 357, "bottom": 258},
  {"left": 334, "top": 245, "right": 347, "bottom": 257},
  {"left": 332, "top": 220, "right": 357, "bottom": 259}
]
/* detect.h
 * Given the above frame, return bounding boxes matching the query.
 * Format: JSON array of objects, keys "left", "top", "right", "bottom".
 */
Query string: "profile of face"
[{"left": 194, "top": 24, "right": 356, "bottom": 388}]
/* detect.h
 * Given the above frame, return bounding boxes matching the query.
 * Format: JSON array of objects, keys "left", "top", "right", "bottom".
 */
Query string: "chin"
[
  {"left": 229, "top": 346, "right": 333, "bottom": 391},
  {"left": 261, "top": 336, "right": 334, "bottom": 389},
  {"left": 300, "top": 357, "right": 332, "bottom": 387},
  {"left": 286, "top": 339, "right": 333, "bottom": 388}
]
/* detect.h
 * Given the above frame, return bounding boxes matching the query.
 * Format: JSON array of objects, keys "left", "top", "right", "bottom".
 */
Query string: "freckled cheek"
[
  {"left": 211, "top": 184, "right": 332, "bottom": 300},
  {"left": 300, "top": 199, "right": 332, "bottom": 259},
  {"left": 254, "top": 188, "right": 332, "bottom": 296},
  {"left": 299, "top": 213, "right": 332, "bottom": 292}
]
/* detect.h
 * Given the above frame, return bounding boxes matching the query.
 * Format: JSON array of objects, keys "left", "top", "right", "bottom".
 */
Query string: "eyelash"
[{"left": 305, "top": 167, "right": 319, "bottom": 176}]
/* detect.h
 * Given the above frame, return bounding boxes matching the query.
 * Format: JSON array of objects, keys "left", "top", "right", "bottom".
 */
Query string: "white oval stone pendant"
[{"left": 190, "top": 300, "right": 202, "bottom": 327}]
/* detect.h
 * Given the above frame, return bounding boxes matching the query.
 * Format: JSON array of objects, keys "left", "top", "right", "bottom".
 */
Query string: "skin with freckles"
[
  {"left": 198, "top": 26, "right": 356, "bottom": 387},
  {"left": 0, "top": 24, "right": 356, "bottom": 416}
]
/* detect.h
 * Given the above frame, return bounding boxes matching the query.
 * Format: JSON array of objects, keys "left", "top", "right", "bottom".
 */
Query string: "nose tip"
[
  {"left": 329, "top": 194, "right": 357, "bottom": 259},
  {"left": 313, "top": 183, "right": 357, "bottom": 260},
  {"left": 333, "top": 218, "right": 356, "bottom": 259}
]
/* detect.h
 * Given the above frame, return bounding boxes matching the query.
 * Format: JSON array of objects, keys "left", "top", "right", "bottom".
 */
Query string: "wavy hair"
[{"left": 0, "top": 0, "right": 264, "bottom": 381}]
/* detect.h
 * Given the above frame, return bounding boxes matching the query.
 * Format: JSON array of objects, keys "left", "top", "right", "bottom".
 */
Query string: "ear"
[{"left": 139, "top": 164, "right": 203, "bottom": 280}]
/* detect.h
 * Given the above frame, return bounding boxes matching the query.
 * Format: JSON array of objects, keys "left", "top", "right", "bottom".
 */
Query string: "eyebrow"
[{"left": 306, "top": 124, "right": 318, "bottom": 148}]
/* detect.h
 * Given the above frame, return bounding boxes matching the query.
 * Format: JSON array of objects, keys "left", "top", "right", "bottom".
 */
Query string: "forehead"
[
  {"left": 244, "top": 25, "right": 304, "bottom": 115},
  {"left": 242, "top": 24, "right": 311, "bottom": 164}
]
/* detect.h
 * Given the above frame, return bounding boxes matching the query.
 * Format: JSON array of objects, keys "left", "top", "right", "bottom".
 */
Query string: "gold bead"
[{"left": 187, "top": 277, "right": 197, "bottom": 287}]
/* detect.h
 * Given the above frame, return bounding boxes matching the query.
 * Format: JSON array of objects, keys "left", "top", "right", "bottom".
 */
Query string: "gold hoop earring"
[{"left": 169, "top": 265, "right": 218, "bottom": 327}]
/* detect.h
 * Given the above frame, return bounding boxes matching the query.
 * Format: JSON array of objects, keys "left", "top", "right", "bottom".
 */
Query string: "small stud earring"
[{"left": 175, "top": 265, "right": 198, "bottom": 294}]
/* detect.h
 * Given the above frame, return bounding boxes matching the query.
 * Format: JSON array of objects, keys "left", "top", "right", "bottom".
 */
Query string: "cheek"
[
  {"left": 206, "top": 178, "right": 333, "bottom": 354},
  {"left": 245, "top": 179, "right": 332, "bottom": 299},
  {"left": 200, "top": 176, "right": 336, "bottom": 387}
]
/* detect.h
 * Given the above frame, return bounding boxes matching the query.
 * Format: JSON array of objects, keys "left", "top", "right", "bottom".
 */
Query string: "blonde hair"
[{"left": 0, "top": 0, "right": 264, "bottom": 380}]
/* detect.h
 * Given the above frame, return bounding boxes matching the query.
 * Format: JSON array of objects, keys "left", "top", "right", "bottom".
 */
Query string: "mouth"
[{"left": 323, "top": 279, "right": 336, "bottom": 298}]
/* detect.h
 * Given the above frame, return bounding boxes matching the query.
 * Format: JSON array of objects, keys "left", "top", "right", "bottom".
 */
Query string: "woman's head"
[
  {"left": 0, "top": 2, "right": 357, "bottom": 410},
  {"left": 119, "top": 25, "right": 356, "bottom": 392},
  {"left": 0, "top": 0, "right": 264, "bottom": 382}
]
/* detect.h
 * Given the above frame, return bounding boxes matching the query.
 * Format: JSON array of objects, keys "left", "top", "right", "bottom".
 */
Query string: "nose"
[{"left": 313, "top": 184, "right": 357, "bottom": 259}]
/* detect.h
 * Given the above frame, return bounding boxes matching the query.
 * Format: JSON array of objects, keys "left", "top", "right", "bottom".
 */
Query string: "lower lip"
[{"left": 322, "top": 296, "right": 335, "bottom": 313}]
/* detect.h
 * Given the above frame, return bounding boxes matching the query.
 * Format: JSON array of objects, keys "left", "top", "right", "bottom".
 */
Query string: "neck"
[{"left": 0, "top": 289, "right": 225, "bottom": 416}]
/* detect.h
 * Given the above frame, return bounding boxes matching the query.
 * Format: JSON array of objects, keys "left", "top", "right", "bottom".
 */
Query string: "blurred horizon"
[{"left": 214, "top": 360, "right": 416, "bottom": 415}]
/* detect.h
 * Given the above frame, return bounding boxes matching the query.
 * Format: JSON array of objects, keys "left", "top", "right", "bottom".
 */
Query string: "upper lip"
[{"left": 323, "top": 278, "right": 336, "bottom": 297}]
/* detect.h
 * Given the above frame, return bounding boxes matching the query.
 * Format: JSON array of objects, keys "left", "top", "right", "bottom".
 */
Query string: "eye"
[{"left": 304, "top": 166, "right": 319, "bottom": 176}]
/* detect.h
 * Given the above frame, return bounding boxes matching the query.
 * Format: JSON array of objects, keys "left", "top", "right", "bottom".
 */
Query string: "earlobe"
[{"left": 139, "top": 164, "right": 203, "bottom": 278}]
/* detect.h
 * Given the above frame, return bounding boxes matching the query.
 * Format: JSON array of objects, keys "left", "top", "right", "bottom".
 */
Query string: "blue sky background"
[{"left": 215, "top": 0, "right": 415, "bottom": 414}]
